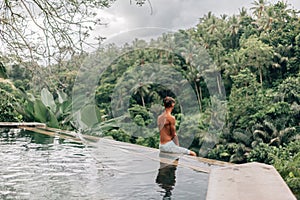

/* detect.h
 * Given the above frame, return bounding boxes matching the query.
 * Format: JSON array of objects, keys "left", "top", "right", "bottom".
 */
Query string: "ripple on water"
[
  {"left": 0, "top": 129, "right": 209, "bottom": 200},
  {"left": 0, "top": 129, "right": 113, "bottom": 200}
]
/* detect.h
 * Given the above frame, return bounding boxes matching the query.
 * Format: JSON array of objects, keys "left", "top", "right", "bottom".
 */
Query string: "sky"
[{"left": 91, "top": 0, "right": 300, "bottom": 45}]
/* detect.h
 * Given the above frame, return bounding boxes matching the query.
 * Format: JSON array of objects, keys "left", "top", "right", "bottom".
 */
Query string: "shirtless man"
[{"left": 157, "top": 96, "right": 196, "bottom": 156}]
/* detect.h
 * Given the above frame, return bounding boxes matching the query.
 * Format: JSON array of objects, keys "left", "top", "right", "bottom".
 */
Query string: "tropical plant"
[
  {"left": 238, "top": 35, "right": 274, "bottom": 85},
  {"left": 0, "top": 62, "right": 7, "bottom": 78},
  {"left": 16, "top": 88, "right": 76, "bottom": 129},
  {"left": 227, "top": 68, "right": 263, "bottom": 130},
  {"left": 251, "top": 119, "right": 297, "bottom": 147},
  {"left": 0, "top": 88, "right": 22, "bottom": 122},
  {"left": 131, "top": 82, "right": 151, "bottom": 107},
  {"left": 128, "top": 104, "right": 153, "bottom": 126},
  {"left": 207, "top": 143, "right": 247, "bottom": 163}
]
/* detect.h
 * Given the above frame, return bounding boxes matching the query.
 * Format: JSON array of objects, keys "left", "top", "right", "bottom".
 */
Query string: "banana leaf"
[
  {"left": 57, "top": 90, "right": 68, "bottom": 104},
  {"left": 41, "top": 88, "right": 56, "bottom": 113},
  {"left": 80, "top": 104, "right": 102, "bottom": 128},
  {"left": 33, "top": 99, "right": 48, "bottom": 122},
  {"left": 33, "top": 99, "right": 59, "bottom": 128}
]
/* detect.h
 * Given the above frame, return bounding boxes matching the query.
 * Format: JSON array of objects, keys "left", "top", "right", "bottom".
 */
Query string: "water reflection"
[
  {"left": 155, "top": 153, "right": 180, "bottom": 199},
  {"left": 0, "top": 129, "right": 101, "bottom": 200}
]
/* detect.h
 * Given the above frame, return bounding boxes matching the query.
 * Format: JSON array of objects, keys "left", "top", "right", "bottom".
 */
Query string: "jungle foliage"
[{"left": 0, "top": 0, "right": 299, "bottom": 197}]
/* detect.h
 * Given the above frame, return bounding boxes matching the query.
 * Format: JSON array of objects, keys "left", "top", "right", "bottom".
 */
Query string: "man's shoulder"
[
  {"left": 157, "top": 113, "right": 165, "bottom": 119},
  {"left": 157, "top": 113, "right": 175, "bottom": 122},
  {"left": 166, "top": 114, "right": 175, "bottom": 122}
]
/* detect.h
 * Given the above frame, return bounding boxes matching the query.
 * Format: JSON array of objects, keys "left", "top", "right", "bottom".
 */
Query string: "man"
[{"left": 157, "top": 96, "right": 196, "bottom": 156}]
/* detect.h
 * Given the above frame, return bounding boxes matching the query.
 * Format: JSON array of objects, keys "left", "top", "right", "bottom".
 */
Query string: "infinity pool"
[{"left": 0, "top": 128, "right": 209, "bottom": 200}]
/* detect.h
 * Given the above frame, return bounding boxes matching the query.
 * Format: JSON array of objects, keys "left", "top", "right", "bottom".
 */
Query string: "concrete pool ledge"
[
  {"left": 0, "top": 122, "right": 46, "bottom": 128},
  {"left": 206, "top": 162, "right": 296, "bottom": 200}
]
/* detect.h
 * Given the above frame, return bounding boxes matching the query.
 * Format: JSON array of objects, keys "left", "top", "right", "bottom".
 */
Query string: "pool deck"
[
  {"left": 19, "top": 126, "right": 100, "bottom": 143},
  {"left": 0, "top": 122, "right": 46, "bottom": 128},
  {"left": 206, "top": 162, "right": 296, "bottom": 200}
]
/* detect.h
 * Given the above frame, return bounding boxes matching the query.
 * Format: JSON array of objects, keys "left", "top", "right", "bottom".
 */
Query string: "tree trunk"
[
  {"left": 259, "top": 67, "right": 263, "bottom": 85},
  {"left": 217, "top": 73, "right": 222, "bottom": 95},
  {"left": 194, "top": 81, "right": 202, "bottom": 112},
  {"left": 141, "top": 94, "right": 145, "bottom": 107}
]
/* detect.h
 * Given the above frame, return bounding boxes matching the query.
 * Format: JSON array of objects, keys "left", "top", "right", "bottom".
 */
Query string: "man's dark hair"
[{"left": 163, "top": 96, "right": 175, "bottom": 108}]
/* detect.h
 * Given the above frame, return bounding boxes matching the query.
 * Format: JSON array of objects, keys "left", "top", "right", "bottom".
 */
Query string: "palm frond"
[
  {"left": 263, "top": 120, "right": 278, "bottom": 137},
  {"left": 251, "top": 139, "right": 263, "bottom": 148},
  {"left": 279, "top": 127, "right": 296, "bottom": 144},
  {"left": 269, "top": 137, "right": 280, "bottom": 147},
  {"left": 251, "top": 123, "right": 264, "bottom": 133},
  {"left": 253, "top": 129, "right": 269, "bottom": 142},
  {"left": 233, "top": 131, "right": 251, "bottom": 146}
]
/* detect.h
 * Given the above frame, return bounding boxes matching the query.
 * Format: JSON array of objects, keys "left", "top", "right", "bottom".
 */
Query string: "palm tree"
[
  {"left": 227, "top": 15, "right": 241, "bottom": 48},
  {"left": 132, "top": 38, "right": 148, "bottom": 49},
  {"left": 252, "top": 120, "right": 297, "bottom": 147},
  {"left": 223, "top": 51, "right": 243, "bottom": 78},
  {"left": 228, "top": 15, "right": 240, "bottom": 36},
  {"left": 239, "top": 36, "right": 274, "bottom": 85},
  {"left": 251, "top": 0, "right": 267, "bottom": 19},
  {"left": 239, "top": 7, "right": 248, "bottom": 18},
  {"left": 157, "top": 33, "right": 177, "bottom": 65},
  {"left": 252, "top": 6, "right": 275, "bottom": 31},
  {"left": 207, "top": 17, "right": 218, "bottom": 35},
  {"left": 262, "top": 6, "right": 275, "bottom": 31},
  {"left": 131, "top": 82, "right": 151, "bottom": 107},
  {"left": 178, "top": 34, "right": 205, "bottom": 112}
]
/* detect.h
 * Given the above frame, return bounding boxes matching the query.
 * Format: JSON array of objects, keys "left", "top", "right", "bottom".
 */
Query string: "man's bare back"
[{"left": 157, "top": 112, "right": 178, "bottom": 145}]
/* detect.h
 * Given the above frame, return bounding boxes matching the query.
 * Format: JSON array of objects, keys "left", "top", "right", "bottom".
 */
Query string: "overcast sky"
[{"left": 91, "top": 0, "right": 300, "bottom": 45}]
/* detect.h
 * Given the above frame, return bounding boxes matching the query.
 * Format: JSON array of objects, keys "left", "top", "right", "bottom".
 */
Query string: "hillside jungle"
[{"left": 0, "top": 1, "right": 299, "bottom": 197}]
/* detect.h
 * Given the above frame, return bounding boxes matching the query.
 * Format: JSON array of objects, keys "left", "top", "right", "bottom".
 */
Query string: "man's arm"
[
  {"left": 173, "top": 135, "right": 179, "bottom": 146},
  {"left": 169, "top": 116, "right": 179, "bottom": 146}
]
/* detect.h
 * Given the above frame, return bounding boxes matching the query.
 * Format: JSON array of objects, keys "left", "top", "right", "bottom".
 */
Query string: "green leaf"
[
  {"left": 220, "top": 152, "right": 230, "bottom": 157},
  {"left": 32, "top": 99, "right": 59, "bottom": 128},
  {"left": 80, "top": 104, "right": 101, "bottom": 128},
  {"left": 0, "top": 62, "right": 7, "bottom": 79},
  {"left": 24, "top": 100, "right": 35, "bottom": 118},
  {"left": 57, "top": 90, "right": 68, "bottom": 104},
  {"left": 41, "top": 88, "right": 57, "bottom": 113},
  {"left": 58, "top": 100, "right": 71, "bottom": 115},
  {"left": 33, "top": 99, "right": 48, "bottom": 122},
  {"left": 289, "top": 172, "right": 295, "bottom": 178},
  {"left": 47, "top": 109, "right": 59, "bottom": 128}
]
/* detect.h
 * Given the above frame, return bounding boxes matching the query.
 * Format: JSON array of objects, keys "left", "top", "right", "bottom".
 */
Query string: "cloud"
[{"left": 91, "top": 0, "right": 300, "bottom": 45}]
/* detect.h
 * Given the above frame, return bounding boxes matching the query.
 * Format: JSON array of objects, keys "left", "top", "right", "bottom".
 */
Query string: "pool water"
[{"left": 0, "top": 128, "right": 209, "bottom": 200}]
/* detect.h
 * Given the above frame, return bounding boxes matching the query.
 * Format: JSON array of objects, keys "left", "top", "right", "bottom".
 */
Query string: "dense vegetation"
[{"left": 0, "top": 1, "right": 299, "bottom": 197}]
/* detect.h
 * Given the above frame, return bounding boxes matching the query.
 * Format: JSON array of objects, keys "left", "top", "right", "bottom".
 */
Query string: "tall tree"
[
  {"left": 132, "top": 82, "right": 151, "bottom": 107},
  {"left": 251, "top": 0, "right": 268, "bottom": 19},
  {"left": 0, "top": 0, "right": 115, "bottom": 63},
  {"left": 238, "top": 35, "right": 274, "bottom": 85}
]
